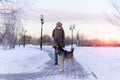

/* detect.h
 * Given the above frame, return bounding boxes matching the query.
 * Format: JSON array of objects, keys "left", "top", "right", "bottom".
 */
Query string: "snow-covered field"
[
  {"left": 0, "top": 45, "right": 120, "bottom": 80},
  {"left": 74, "top": 47, "right": 120, "bottom": 80}
]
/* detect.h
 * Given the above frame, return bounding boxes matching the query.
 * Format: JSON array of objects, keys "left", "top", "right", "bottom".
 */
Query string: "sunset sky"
[{"left": 23, "top": 0, "right": 120, "bottom": 42}]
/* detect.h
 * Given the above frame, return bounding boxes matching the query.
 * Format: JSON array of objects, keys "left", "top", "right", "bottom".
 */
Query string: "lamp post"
[
  {"left": 40, "top": 14, "right": 44, "bottom": 50},
  {"left": 24, "top": 30, "right": 27, "bottom": 48},
  {"left": 22, "top": 28, "right": 27, "bottom": 48},
  {"left": 70, "top": 24, "right": 75, "bottom": 48}
]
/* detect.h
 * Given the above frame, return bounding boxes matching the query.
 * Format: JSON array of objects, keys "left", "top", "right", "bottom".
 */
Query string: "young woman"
[{"left": 52, "top": 22, "right": 65, "bottom": 65}]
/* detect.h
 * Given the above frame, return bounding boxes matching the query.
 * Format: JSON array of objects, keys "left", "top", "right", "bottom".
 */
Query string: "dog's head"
[{"left": 53, "top": 44, "right": 61, "bottom": 50}]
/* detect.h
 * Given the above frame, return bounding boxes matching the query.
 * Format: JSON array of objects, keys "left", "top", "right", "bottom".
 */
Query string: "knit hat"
[{"left": 56, "top": 22, "right": 62, "bottom": 27}]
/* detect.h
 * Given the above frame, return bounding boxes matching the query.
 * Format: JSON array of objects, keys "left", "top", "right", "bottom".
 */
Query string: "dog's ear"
[
  {"left": 53, "top": 44, "right": 56, "bottom": 48},
  {"left": 57, "top": 44, "right": 61, "bottom": 48},
  {"left": 52, "top": 44, "right": 55, "bottom": 48},
  {"left": 53, "top": 44, "right": 59, "bottom": 49},
  {"left": 56, "top": 45, "right": 59, "bottom": 49}
]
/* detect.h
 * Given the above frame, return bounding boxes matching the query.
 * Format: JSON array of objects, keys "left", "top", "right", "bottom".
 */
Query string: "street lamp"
[
  {"left": 22, "top": 28, "right": 27, "bottom": 48},
  {"left": 24, "top": 30, "right": 27, "bottom": 48},
  {"left": 70, "top": 24, "right": 75, "bottom": 48},
  {"left": 40, "top": 14, "right": 44, "bottom": 50}
]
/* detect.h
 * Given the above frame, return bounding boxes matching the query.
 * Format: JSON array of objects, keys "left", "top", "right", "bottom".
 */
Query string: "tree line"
[{"left": 14, "top": 34, "right": 120, "bottom": 47}]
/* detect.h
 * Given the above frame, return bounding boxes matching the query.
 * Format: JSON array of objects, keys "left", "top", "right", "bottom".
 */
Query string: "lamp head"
[{"left": 40, "top": 14, "right": 44, "bottom": 24}]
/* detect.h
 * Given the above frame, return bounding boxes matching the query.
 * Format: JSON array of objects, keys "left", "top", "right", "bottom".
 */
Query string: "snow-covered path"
[{"left": 0, "top": 46, "right": 96, "bottom": 80}]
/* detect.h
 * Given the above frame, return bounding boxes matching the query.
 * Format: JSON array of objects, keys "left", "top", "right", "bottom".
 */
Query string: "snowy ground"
[
  {"left": 0, "top": 45, "right": 50, "bottom": 74},
  {"left": 0, "top": 45, "right": 120, "bottom": 80},
  {"left": 74, "top": 47, "right": 120, "bottom": 80}
]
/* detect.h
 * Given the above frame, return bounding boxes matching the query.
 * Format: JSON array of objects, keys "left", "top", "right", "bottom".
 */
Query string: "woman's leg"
[{"left": 54, "top": 49, "right": 58, "bottom": 65}]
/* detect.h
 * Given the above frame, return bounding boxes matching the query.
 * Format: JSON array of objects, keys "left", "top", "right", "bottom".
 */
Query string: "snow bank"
[{"left": 0, "top": 45, "right": 50, "bottom": 74}]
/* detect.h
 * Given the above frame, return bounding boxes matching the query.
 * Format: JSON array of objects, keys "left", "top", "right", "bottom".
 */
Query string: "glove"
[{"left": 54, "top": 37, "right": 59, "bottom": 44}]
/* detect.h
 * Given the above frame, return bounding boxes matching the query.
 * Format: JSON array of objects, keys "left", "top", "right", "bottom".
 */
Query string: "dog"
[{"left": 54, "top": 44, "right": 74, "bottom": 72}]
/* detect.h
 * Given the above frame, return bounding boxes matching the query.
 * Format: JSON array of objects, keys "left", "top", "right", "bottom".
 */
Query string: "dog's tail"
[{"left": 71, "top": 48, "right": 74, "bottom": 53}]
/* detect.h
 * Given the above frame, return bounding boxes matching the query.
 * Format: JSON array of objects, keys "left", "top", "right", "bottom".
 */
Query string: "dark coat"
[{"left": 52, "top": 28, "right": 65, "bottom": 47}]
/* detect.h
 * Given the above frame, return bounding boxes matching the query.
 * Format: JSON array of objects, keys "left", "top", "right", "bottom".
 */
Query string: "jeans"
[{"left": 55, "top": 49, "right": 58, "bottom": 63}]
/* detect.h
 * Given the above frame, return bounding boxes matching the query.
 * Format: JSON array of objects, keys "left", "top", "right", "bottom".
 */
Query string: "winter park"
[{"left": 0, "top": 0, "right": 120, "bottom": 80}]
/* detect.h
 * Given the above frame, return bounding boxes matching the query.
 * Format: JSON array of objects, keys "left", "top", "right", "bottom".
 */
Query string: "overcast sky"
[{"left": 23, "top": 0, "right": 120, "bottom": 41}]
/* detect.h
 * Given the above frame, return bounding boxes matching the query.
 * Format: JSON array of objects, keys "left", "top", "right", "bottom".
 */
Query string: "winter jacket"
[{"left": 52, "top": 28, "right": 65, "bottom": 47}]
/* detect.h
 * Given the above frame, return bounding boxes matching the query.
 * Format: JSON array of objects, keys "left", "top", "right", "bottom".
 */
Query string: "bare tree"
[
  {"left": 0, "top": 0, "right": 33, "bottom": 49},
  {"left": 106, "top": 0, "right": 120, "bottom": 26}
]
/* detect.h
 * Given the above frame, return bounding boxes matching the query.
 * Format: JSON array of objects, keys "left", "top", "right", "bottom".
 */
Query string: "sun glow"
[{"left": 104, "top": 37, "right": 110, "bottom": 42}]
